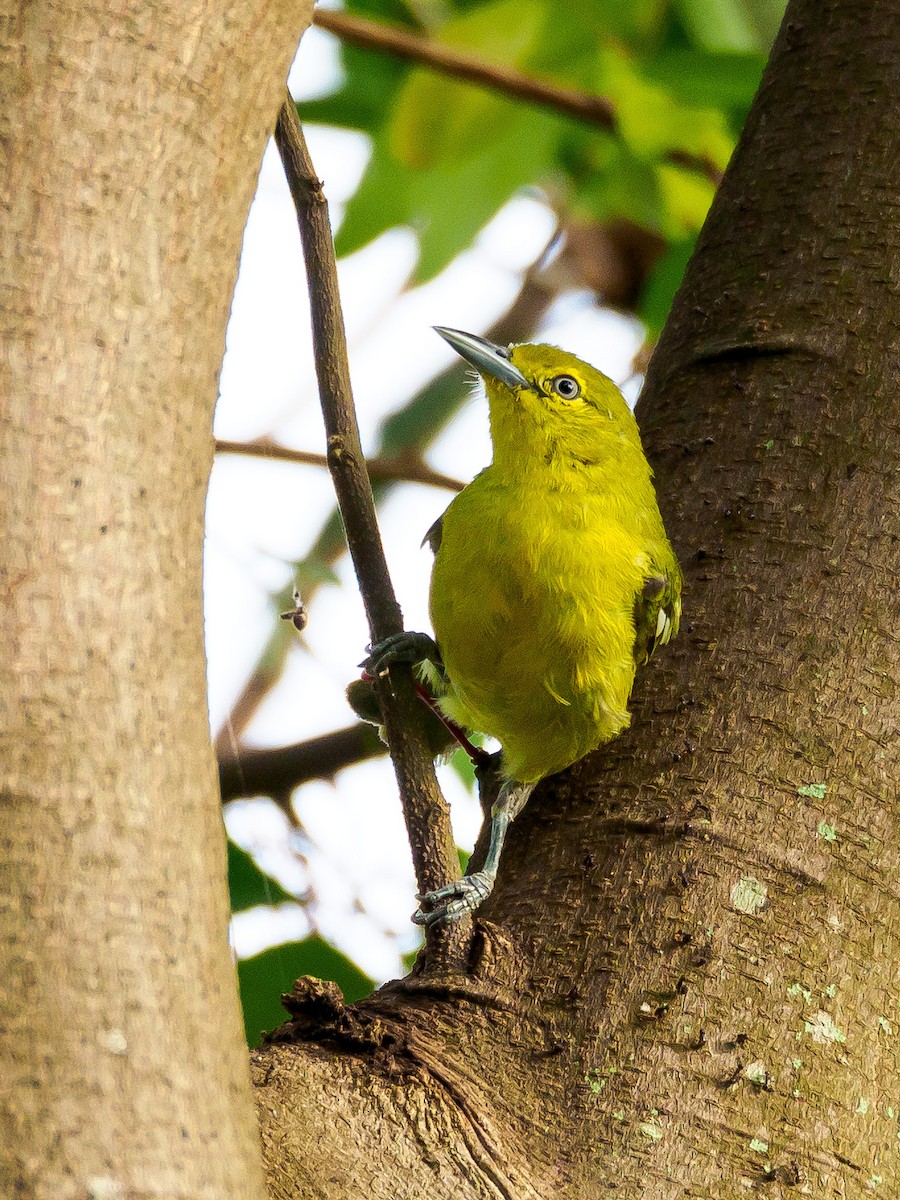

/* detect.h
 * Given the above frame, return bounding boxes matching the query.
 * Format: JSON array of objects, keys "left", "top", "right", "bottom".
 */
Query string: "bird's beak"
[{"left": 434, "top": 326, "right": 533, "bottom": 392}]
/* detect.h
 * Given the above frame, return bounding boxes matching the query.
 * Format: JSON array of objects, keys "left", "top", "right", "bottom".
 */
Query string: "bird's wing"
[
  {"left": 422, "top": 514, "right": 443, "bottom": 555},
  {"left": 633, "top": 566, "right": 682, "bottom": 668}
]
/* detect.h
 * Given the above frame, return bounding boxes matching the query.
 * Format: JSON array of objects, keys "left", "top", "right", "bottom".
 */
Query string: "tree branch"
[
  {"left": 273, "top": 95, "right": 462, "bottom": 962},
  {"left": 313, "top": 8, "right": 721, "bottom": 183},
  {"left": 218, "top": 722, "right": 387, "bottom": 803},
  {"left": 313, "top": 7, "right": 616, "bottom": 130},
  {"left": 215, "top": 437, "right": 465, "bottom": 492}
]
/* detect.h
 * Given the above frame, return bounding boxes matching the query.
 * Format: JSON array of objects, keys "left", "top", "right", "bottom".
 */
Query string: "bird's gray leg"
[
  {"left": 362, "top": 631, "right": 441, "bottom": 676},
  {"left": 413, "top": 779, "right": 535, "bottom": 927}
]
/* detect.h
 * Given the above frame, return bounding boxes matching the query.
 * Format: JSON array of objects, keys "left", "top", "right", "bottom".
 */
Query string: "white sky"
[{"left": 209, "top": 27, "right": 645, "bottom": 981}]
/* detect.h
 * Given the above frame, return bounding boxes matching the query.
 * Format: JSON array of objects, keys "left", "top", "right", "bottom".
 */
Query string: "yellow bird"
[{"left": 365, "top": 328, "right": 681, "bottom": 925}]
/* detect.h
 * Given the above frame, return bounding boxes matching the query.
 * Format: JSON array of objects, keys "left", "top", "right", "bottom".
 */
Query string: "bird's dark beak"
[{"left": 434, "top": 326, "right": 533, "bottom": 392}]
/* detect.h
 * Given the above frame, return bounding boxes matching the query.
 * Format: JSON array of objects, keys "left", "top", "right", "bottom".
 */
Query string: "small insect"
[{"left": 280, "top": 588, "right": 308, "bottom": 634}]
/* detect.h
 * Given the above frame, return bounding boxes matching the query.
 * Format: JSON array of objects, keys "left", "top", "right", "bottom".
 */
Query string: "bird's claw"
[
  {"left": 361, "top": 631, "right": 439, "bottom": 677},
  {"left": 412, "top": 871, "right": 494, "bottom": 927}
]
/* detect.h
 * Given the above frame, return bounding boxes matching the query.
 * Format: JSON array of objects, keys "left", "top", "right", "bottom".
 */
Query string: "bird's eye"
[{"left": 550, "top": 374, "right": 581, "bottom": 400}]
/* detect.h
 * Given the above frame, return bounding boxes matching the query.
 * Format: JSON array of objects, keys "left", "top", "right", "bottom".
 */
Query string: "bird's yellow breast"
[{"left": 430, "top": 466, "right": 654, "bottom": 782}]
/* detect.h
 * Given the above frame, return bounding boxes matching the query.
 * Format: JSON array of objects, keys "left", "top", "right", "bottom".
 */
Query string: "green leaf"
[
  {"left": 638, "top": 236, "right": 696, "bottom": 338},
  {"left": 448, "top": 745, "right": 477, "bottom": 791},
  {"left": 655, "top": 162, "right": 717, "bottom": 237},
  {"left": 486, "top": 0, "right": 672, "bottom": 56},
  {"left": 345, "top": 0, "right": 419, "bottom": 25},
  {"left": 457, "top": 845, "right": 471, "bottom": 873},
  {"left": 390, "top": 78, "right": 518, "bottom": 171},
  {"left": 416, "top": 115, "right": 561, "bottom": 281},
  {"left": 388, "top": 0, "right": 546, "bottom": 169},
  {"left": 237, "top": 936, "right": 373, "bottom": 1047},
  {"left": 292, "top": 557, "right": 342, "bottom": 590},
  {"left": 575, "top": 143, "right": 666, "bottom": 233},
  {"left": 598, "top": 46, "right": 734, "bottom": 170},
  {"left": 297, "top": 45, "right": 406, "bottom": 135},
  {"left": 564, "top": 0, "right": 670, "bottom": 45},
  {"left": 401, "top": 943, "right": 423, "bottom": 974},
  {"left": 675, "top": 0, "right": 784, "bottom": 53},
  {"left": 336, "top": 0, "right": 582, "bottom": 279},
  {"left": 228, "top": 839, "right": 294, "bottom": 912},
  {"left": 443, "top": 0, "right": 546, "bottom": 62},
  {"left": 333, "top": 133, "right": 413, "bottom": 259},
  {"left": 642, "top": 48, "right": 767, "bottom": 115},
  {"left": 337, "top": 107, "right": 561, "bottom": 282},
  {"left": 576, "top": 153, "right": 711, "bottom": 270}
]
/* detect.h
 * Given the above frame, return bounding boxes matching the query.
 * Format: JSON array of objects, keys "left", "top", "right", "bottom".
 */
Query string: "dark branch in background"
[
  {"left": 273, "top": 95, "right": 462, "bottom": 960},
  {"left": 313, "top": 7, "right": 615, "bottom": 129},
  {"left": 313, "top": 8, "right": 722, "bottom": 184},
  {"left": 219, "top": 722, "right": 386, "bottom": 804},
  {"left": 215, "top": 437, "right": 465, "bottom": 492}
]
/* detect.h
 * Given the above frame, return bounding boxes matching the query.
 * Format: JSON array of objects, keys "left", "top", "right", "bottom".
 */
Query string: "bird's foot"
[
  {"left": 362, "top": 631, "right": 440, "bottom": 677},
  {"left": 412, "top": 871, "right": 494, "bottom": 927}
]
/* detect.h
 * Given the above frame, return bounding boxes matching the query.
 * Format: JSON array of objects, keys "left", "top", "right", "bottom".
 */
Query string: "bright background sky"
[{"left": 209, "top": 26, "right": 644, "bottom": 983}]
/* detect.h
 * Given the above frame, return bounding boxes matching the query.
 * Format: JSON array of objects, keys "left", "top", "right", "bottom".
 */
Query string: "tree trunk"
[
  {"left": 251, "top": 1, "right": 900, "bottom": 1196},
  {"left": 0, "top": 3, "right": 310, "bottom": 1197}
]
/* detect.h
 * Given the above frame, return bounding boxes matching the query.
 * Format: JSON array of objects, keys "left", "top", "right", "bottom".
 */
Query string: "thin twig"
[
  {"left": 215, "top": 437, "right": 465, "bottom": 492},
  {"left": 218, "top": 722, "right": 387, "bottom": 803},
  {"left": 313, "top": 9, "right": 722, "bottom": 183},
  {"left": 273, "top": 95, "right": 462, "bottom": 958}
]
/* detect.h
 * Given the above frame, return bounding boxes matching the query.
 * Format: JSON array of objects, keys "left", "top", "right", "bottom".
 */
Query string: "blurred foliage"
[
  {"left": 227, "top": 838, "right": 370, "bottom": 1045},
  {"left": 238, "top": 936, "right": 374, "bottom": 1047},
  {"left": 228, "top": 840, "right": 373, "bottom": 1048},
  {"left": 226, "top": 0, "right": 786, "bottom": 1030},
  {"left": 228, "top": 838, "right": 295, "bottom": 911},
  {"left": 302, "top": 0, "right": 781, "bottom": 290}
]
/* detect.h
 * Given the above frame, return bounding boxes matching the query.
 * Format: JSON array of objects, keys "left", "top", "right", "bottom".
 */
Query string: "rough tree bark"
[
  {"left": 251, "top": 2, "right": 899, "bottom": 1197},
  {"left": 0, "top": 3, "right": 311, "bottom": 1198}
]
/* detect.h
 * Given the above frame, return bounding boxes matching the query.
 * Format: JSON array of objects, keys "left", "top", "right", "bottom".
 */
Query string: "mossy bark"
[{"left": 252, "top": 1, "right": 899, "bottom": 1196}]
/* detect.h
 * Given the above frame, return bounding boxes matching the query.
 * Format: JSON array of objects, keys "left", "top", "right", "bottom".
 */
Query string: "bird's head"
[{"left": 434, "top": 327, "right": 643, "bottom": 474}]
